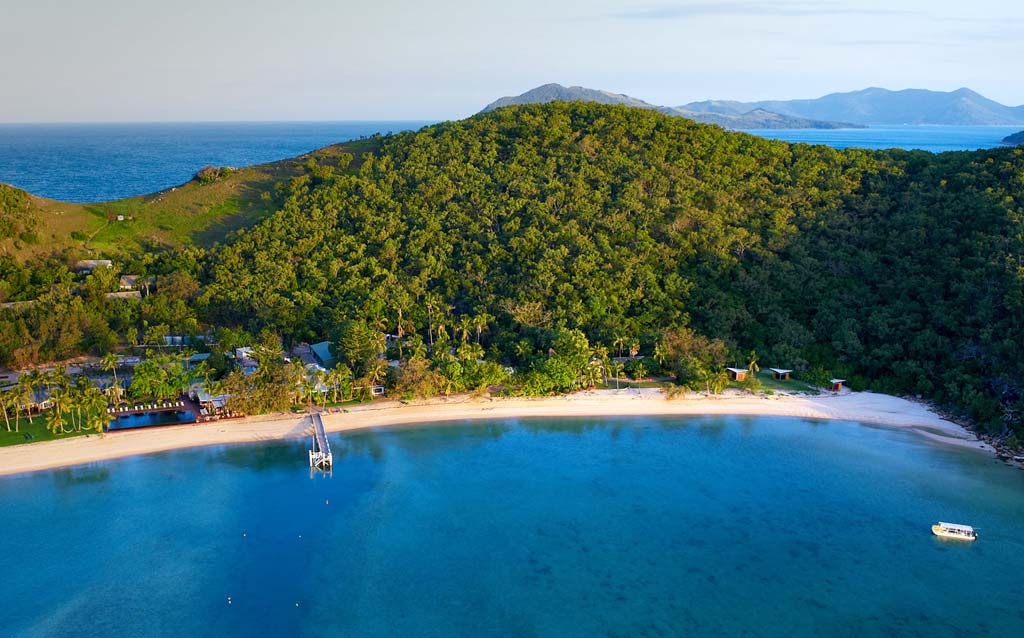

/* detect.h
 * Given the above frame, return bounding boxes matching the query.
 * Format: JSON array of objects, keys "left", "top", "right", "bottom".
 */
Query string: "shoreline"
[{"left": 0, "top": 389, "right": 994, "bottom": 477}]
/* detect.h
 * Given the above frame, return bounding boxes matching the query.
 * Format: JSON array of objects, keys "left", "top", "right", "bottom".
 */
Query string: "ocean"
[
  {"left": 1, "top": 416, "right": 1022, "bottom": 637},
  {"left": 0, "top": 121, "right": 433, "bottom": 203},
  {"left": 0, "top": 122, "right": 1017, "bottom": 204},
  {"left": 746, "top": 125, "right": 1020, "bottom": 153}
]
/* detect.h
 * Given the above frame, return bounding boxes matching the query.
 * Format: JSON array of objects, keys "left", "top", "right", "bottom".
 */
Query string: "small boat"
[{"left": 931, "top": 522, "right": 977, "bottom": 541}]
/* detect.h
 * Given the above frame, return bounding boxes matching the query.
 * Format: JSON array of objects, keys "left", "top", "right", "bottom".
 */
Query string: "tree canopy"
[{"left": 3, "top": 102, "right": 1023, "bottom": 440}]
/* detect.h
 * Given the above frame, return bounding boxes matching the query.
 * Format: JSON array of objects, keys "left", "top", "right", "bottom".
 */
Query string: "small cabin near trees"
[
  {"left": 74, "top": 259, "right": 113, "bottom": 273},
  {"left": 726, "top": 367, "right": 748, "bottom": 381},
  {"left": 769, "top": 368, "right": 792, "bottom": 381},
  {"left": 830, "top": 378, "right": 846, "bottom": 392}
]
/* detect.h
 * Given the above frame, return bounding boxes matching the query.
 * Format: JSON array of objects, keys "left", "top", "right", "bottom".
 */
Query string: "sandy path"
[{"left": 0, "top": 390, "right": 992, "bottom": 477}]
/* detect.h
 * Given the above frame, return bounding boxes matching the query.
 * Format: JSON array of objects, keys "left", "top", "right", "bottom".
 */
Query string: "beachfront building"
[
  {"left": 831, "top": 378, "right": 846, "bottom": 391},
  {"left": 769, "top": 368, "right": 792, "bottom": 381},
  {"left": 25, "top": 389, "right": 54, "bottom": 412},
  {"left": 189, "top": 383, "right": 230, "bottom": 415},
  {"left": 726, "top": 367, "right": 748, "bottom": 382}
]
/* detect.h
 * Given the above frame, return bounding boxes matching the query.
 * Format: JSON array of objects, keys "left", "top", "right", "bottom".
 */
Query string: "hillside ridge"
[{"left": 482, "top": 83, "right": 862, "bottom": 129}]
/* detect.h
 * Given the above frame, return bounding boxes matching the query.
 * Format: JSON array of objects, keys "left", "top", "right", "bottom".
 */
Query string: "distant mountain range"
[
  {"left": 483, "top": 84, "right": 1024, "bottom": 128},
  {"left": 481, "top": 84, "right": 862, "bottom": 130},
  {"left": 1003, "top": 131, "right": 1024, "bottom": 145},
  {"left": 682, "top": 87, "right": 1024, "bottom": 126}
]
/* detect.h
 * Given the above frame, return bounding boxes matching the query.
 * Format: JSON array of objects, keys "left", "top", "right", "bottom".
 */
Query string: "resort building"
[
  {"left": 74, "top": 259, "right": 113, "bottom": 272},
  {"left": 187, "top": 352, "right": 211, "bottom": 369},
  {"left": 104, "top": 291, "right": 142, "bottom": 300},
  {"left": 119, "top": 275, "right": 153, "bottom": 292},
  {"left": 189, "top": 383, "right": 230, "bottom": 415},
  {"left": 726, "top": 367, "right": 748, "bottom": 381},
  {"left": 235, "top": 347, "right": 259, "bottom": 375},
  {"left": 310, "top": 341, "right": 337, "bottom": 369},
  {"left": 0, "top": 300, "right": 35, "bottom": 311},
  {"left": 769, "top": 368, "right": 792, "bottom": 381},
  {"left": 831, "top": 378, "right": 846, "bottom": 391},
  {"left": 25, "top": 389, "right": 54, "bottom": 412}
]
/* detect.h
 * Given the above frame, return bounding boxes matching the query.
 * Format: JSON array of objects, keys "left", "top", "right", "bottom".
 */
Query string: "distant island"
[
  {"left": 1003, "top": 130, "right": 1024, "bottom": 145},
  {"left": 683, "top": 87, "right": 1024, "bottom": 126},
  {"left": 481, "top": 84, "right": 864, "bottom": 130}
]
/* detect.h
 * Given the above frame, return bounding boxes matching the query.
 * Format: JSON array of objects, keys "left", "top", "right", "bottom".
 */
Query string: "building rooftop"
[
  {"left": 310, "top": 341, "right": 336, "bottom": 367},
  {"left": 104, "top": 291, "right": 142, "bottom": 300},
  {"left": 74, "top": 259, "right": 113, "bottom": 271}
]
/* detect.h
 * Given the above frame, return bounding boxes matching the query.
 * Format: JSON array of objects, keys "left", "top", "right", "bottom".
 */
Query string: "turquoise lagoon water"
[{"left": 1, "top": 415, "right": 1023, "bottom": 637}]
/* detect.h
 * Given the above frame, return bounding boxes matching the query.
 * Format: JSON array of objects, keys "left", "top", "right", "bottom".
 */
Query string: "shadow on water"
[
  {"left": 51, "top": 465, "right": 111, "bottom": 487},
  {"left": 209, "top": 438, "right": 309, "bottom": 472}
]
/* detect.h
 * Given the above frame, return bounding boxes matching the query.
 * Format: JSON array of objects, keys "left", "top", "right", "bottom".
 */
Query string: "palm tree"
[
  {"left": 473, "top": 312, "right": 494, "bottom": 344},
  {"left": 582, "top": 362, "right": 602, "bottom": 389},
  {"left": 629, "top": 340, "right": 640, "bottom": 358},
  {"left": 457, "top": 315, "right": 473, "bottom": 344},
  {"left": 11, "top": 378, "right": 31, "bottom": 432},
  {"left": 366, "top": 358, "right": 388, "bottom": 387},
  {"left": 73, "top": 376, "right": 93, "bottom": 431},
  {"left": 0, "top": 390, "right": 13, "bottom": 432},
  {"left": 653, "top": 342, "right": 667, "bottom": 367},
  {"left": 84, "top": 387, "right": 109, "bottom": 433},
  {"left": 611, "top": 361, "right": 625, "bottom": 390},
  {"left": 101, "top": 352, "right": 121, "bottom": 405},
  {"left": 326, "top": 366, "right": 353, "bottom": 403},
  {"left": 206, "top": 378, "right": 226, "bottom": 401},
  {"left": 612, "top": 336, "right": 627, "bottom": 358},
  {"left": 634, "top": 363, "right": 648, "bottom": 383},
  {"left": 747, "top": 350, "right": 760, "bottom": 377}
]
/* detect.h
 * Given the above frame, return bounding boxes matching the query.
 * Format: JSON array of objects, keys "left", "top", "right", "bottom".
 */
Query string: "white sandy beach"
[{"left": 0, "top": 389, "right": 993, "bottom": 477}]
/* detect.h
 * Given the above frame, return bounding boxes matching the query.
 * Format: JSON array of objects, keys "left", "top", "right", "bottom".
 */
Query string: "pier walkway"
[{"left": 308, "top": 412, "right": 332, "bottom": 470}]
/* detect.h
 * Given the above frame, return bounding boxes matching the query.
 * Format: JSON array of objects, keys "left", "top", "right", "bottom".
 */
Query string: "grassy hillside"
[{"left": 0, "top": 139, "right": 378, "bottom": 260}]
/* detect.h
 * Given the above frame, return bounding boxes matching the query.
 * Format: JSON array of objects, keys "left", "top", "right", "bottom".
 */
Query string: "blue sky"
[{"left": 1, "top": 0, "right": 1021, "bottom": 122}]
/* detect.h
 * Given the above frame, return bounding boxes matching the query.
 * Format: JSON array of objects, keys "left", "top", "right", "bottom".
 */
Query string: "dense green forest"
[{"left": 2, "top": 103, "right": 1023, "bottom": 441}]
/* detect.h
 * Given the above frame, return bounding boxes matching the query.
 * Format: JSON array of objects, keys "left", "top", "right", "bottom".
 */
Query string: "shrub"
[{"left": 194, "top": 166, "right": 234, "bottom": 185}]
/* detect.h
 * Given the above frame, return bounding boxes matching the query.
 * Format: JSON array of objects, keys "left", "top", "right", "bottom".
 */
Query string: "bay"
[{"left": 1, "top": 415, "right": 1022, "bottom": 637}]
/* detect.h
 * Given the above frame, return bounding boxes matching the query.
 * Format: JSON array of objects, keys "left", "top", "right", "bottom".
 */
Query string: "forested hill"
[{"left": 4, "top": 103, "right": 1024, "bottom": 439}]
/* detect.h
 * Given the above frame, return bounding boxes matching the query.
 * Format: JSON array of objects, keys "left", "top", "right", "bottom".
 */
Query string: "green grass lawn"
[
  {"left": 0, "top": 414, "right": 97, "bottom": 448},
  {"left": 727, "top": 371, "right": 820, "bottom": 394},
  {"left": 596, "top": 379, "right": 667, "bottom": 390}
]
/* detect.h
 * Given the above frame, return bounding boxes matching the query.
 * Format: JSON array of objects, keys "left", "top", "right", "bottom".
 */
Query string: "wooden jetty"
[{"left": 308, "top": 413, "right": 332, "bottom": 470}]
